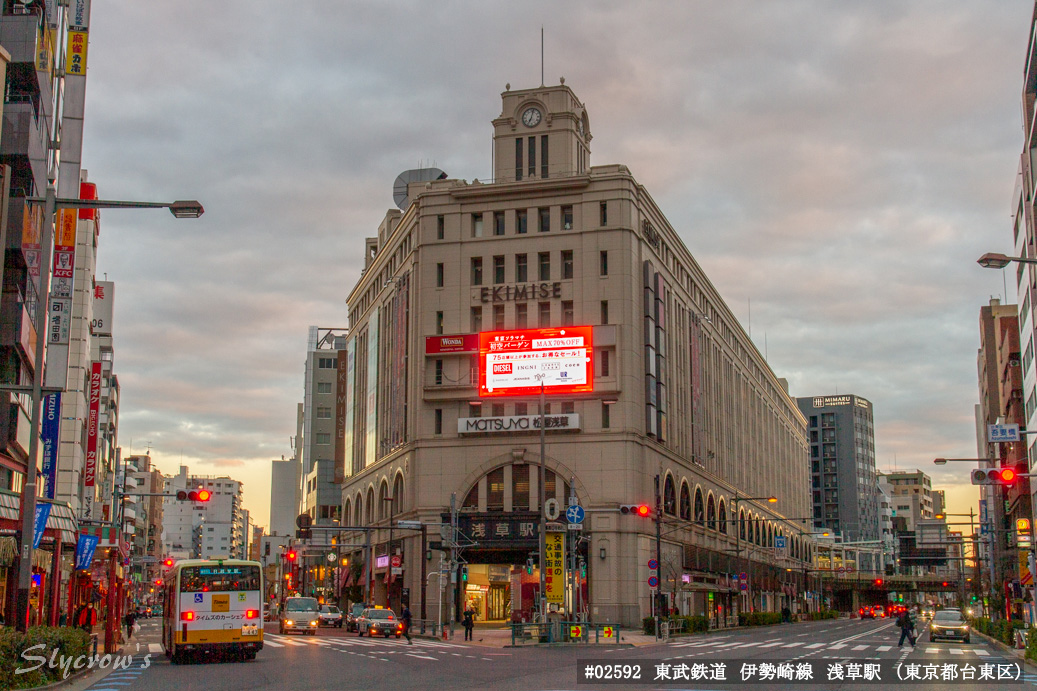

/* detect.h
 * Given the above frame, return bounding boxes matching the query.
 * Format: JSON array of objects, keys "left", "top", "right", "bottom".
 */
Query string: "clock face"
[{"left": 522, "top": 107, "right": 542, "bottom": 127}]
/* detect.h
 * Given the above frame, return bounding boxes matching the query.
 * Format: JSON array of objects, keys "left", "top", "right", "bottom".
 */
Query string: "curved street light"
[{"left": 978, "top": 252, "right": 1037, "bottom": 269}]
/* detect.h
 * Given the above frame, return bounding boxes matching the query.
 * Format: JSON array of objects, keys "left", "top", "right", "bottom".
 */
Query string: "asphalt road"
[{"left": 60, "top": 616, "right": 1037, "bottom": 691}]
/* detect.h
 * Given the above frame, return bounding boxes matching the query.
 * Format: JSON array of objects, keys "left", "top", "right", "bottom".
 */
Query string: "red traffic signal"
[
  {"left": 163, "top": 558, "right": 174, "bottom": 568},
  {"left": 176, "top": 488, "right": 213, "bottom": 502},
  {"left": 999, "top": 468, "right": 1017, "bottom": 483},
  {"left": 942, "top": 581, "right": 949, "bottom": 587},
  {"left": 971, "top": 467, "right": 1022, "bottom": 485},
  {"left": 287, "top": 550, "right": 297, "bottom": 561},
  {"left": 873, "top": 578, "right": 883, "bottom": 587},
  {"left": 620, "top": 504, "right": 652, "bottom": 517}
]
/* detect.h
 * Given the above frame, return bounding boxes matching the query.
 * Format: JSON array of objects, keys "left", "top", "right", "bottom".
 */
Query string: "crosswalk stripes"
[
  {"left": 804, "top": 643, "right": 826, "bottom": 649},
  {"left": 148, "top": 643, "right": 163, "bottom": 654},
  {"left": 876, "top": 646, "right": 892, "bottom": 652},
  {"left": 851, "top": 645, "right": 868, "bottom": 651},
  {"left": 781, "top": 642, "right": 802, "bottom": 648}
]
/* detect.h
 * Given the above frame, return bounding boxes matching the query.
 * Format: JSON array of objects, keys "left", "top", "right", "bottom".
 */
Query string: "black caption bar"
[{"left": 576, "top": 659, "right": 1023, "bottom": 685}]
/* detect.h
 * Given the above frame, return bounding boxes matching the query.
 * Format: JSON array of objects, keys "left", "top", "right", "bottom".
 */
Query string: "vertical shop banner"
[
  {"left": 83, "top": 362, "right": 101, "bottom": 518},
  {"left": 545, "top": 532, "right": 565, "bottom": 604},
  {"left": 334, "top": 349, "right": 349, "bottom": 483},
  {"left": 75, "top": 534, "right": 98, "bottom": 570},
  {"left": 344, "top": 338, "right": 356, "bottom": 477},
  {"left": 43, "top": 209, "right": 78, "bottom": 389},
  {"left": 65, "top": 29, "right": 88, "bottom": 75},
  {"left": 33, "top": 503, "right": 51, "bottom": 549},
  {"left": 41, "top": 392, "right": 61, "bottom": 499},
  {"left": 91, "top": 281, "right": 114, "bottom": 335},
  {"left": 365, "top": 307, "right": 379, "bottom": 470}
]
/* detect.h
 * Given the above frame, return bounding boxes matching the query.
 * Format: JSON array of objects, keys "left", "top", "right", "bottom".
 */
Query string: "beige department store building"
[{"left": 335, "top": 81, "right": 812, "bottom": 627}]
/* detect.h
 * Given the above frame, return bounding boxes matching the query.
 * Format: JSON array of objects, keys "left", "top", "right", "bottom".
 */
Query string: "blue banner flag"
[
  {"left": 75, "top": 534, "right": 99, "bottom": 570},
  {"left": 33, "top": 503, "right": 52, "bottom": 550},
  {"left": 41, "top": 393, "right": 61, "bottom": 499}
]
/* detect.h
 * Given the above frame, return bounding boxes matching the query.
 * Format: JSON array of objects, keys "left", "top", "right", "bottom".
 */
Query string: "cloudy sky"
[{"left": 82, "top": 1, "right": 1030, "bottom": 528}]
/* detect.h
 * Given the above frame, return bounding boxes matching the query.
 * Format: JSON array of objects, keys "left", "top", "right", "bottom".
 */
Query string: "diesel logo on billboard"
[
  {"left": 479, "top": 282, "right": 562, "bottom": 303},
  {"left": 458, "top": 414, "right": 580, "bottom": 435}
]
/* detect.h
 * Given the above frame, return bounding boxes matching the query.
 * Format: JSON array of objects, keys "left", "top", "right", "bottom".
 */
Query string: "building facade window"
[
  {"left": 562, "top": 301, "right": 574, "bottom": 326},
  {"left": 562, "top": 205, "right": 573, "bottom": 229},
  {"left": 471, "top": 257, "right": 483, "bottom": 285},
  {"left": 601, "top": 300, "right": 609, "bottom": 324},
  {"left": 601, "top": 402, "right": 611, "bottom": 429},
  {"left": 541, "top": 135, "right": 549, "bottom": 178},
  {"left": 318, "top": 357, "right": 337, "bottom": 369},
  {"left": 538, "top": 252, "right": 550, "bottom": 280},
  {"left": 600, "top": 350, "right": 609, "bottom": 377},
  {"left": 436, "top": 311, "right": 444, "bottom": 334},
  {"left": 436, "top": 263, "right": 444, "bottom": 287},
  {"left": 316, "top": 433, "right": 331, "bottom": 445},
  {"left": 515, "top": 138, "right": 523, "bottom": 181},
  {"left": 515, "top": 402, "right": 528, "bottom": 416},
  {"left": 492, "top": 403, "right": 505, "bottom": 417},
  {"left": 493, "top": 255, "right": 505, "bottom": 284},
  {"left": 437, "top": 215, "right": 445, "bottom": 239},
  {"left": 316, "top": 407, "right": 332, "bottom": 419},
  {"left": 600, "top": 251, "right": 608, "bottom": 276},
  {"left": 528, "top": 137, "right": 536, "bottom": 178},
  {"left": 435, "top": 359, "right": 443, "bottom": 385},
  {"left": 516, "top": 254, "right": 527, "bottom": 282},
  {"left": 317, "top": 382, "right": 332, "bottom": 394},
  {"left": 493, "top": 304, "right": 505, "bottom": 329},
  {"left": 600, "top": 201, "right": 607, "bottom": 226},
  {"left": 562, "top": 250, "right": 573, "bottom": 279},
  {"left": 472, "top": 213, "right": 483, "bottom": 237},
  {"left": 471, "top": 306, "right": 482, "bottom": 332},
  {"left": 538, "top": 302, "right": 551, "bottom": 327},
  {"left": 434, "top": 409, "right": 443, "bottom": 434},
  {"left": 494, "top": 211, "right": 505, "bottom": 236},
  {"left": 516, "top": 303, "right": 528, "bottom": 329},
  {"left": 517, "top": 210, "right": 527, "bottom": 234},
  {"left": 538, "top": 207, "right": 550, "bottom": 233}
]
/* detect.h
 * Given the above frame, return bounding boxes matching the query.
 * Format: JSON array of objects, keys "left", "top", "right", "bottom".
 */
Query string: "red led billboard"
[{"left": 478, "top": 326, "right": 594, "bottom": 397}]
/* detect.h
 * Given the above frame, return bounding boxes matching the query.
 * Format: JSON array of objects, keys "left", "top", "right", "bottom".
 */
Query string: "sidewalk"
[
  {"left": 413, "top": 623, "right": 659, "bottom": 647},
  {"left": 971, "top": 628, "right": 1037, "bottom": 674}
]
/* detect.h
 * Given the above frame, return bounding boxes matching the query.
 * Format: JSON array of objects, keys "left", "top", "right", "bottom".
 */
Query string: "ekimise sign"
[{"left": 478, "top": 326, "right": 593, "bottom": 397}]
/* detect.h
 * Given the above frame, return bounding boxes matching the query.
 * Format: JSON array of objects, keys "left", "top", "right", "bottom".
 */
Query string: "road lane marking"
[
  {"left": 976, "top": 649, "right": 990, "bottom": 656},
  {"left": 851, "top": 645, "right": 868, "bottom": 651},
  {"left": 759, "top": 642, "right": 785, "bottom": 648},
  {"left": 148, "top": 643, "right": 163, "bottom": 654},
  {"left": 924, "top": 647, "right": 938, "bottom": 654},
  {"left": 262, "top": 639, "right": 284, "bottom": 647},
  {"left": 804, "top": 643, "right": 825, "bottom": 649},
  {"left": 950, "top": 649, "right": 964, "bottom": 655},
  {"left": 405, "top": 653, "right": 438, "bottom": 660},
  {"left": 828, "top": 643, "right": 847, "bottom": 650},
  {"left": 877, "top": 646, "right": 892, "bottom": 652},
  {"left": 781, "top": 642, "right": 803, "bottom": 648}
]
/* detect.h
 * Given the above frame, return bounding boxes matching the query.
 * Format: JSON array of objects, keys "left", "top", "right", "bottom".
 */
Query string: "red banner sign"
[
  {"left": 83, "top": 361, "right": 101, "bottom": 487},
  {"left": 425, "top": 334, "right": 479, "bottom": 354}
]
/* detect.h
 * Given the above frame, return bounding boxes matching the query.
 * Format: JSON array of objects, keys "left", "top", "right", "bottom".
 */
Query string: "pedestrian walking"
[
  {"left": 124, "top": 610, "right": 137, "bottom": 640},
  {"left": 401, "top": 605, "right": 413, "bottom": 644},
  {"left": 462, "top": 606, "right": 475, "bottom": 642},
  {"left": 896, "top": 609, "right": 916, "bottom": 648},
  {"left": 74, "top": 602, "right": 97, "bottom": 633}
]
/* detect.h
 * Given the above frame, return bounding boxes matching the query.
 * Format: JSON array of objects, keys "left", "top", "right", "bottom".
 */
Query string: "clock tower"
[{"left": 492, "top": 80, "right": 591, "bottom": 183}]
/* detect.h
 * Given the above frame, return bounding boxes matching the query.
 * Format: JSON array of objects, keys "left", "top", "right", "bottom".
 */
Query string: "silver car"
[
  {"left": 279, "top": 597, "right": 321, "bottom": 635},
  {"left": 929, "top": 610, "right": 970, "bottom": 643},
  {"left": 356, "top": 607, "right": 402, "bottom": 638}
]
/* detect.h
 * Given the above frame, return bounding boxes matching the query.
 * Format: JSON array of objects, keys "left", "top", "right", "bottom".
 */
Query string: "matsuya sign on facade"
[{"left": 458, "top": 414, "right": 580, "bottom": 435}]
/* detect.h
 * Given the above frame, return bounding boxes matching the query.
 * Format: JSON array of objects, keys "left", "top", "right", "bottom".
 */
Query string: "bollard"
[{"left": 91, "top": 633, "right": 99, "bottom": 656}]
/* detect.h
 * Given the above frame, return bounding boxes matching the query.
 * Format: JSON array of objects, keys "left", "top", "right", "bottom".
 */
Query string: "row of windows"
[
  {"left": 435, "top": 202, "right": 607, "bottom": 241},
  {"left": 433, "top": 300, "right": 610, "bottom": 335},
  {"left": 434, "top": 250, "right": 609, "bottom": 287},
  {"left": 515, "top": 136, "right": 549, "bottom": 181}
]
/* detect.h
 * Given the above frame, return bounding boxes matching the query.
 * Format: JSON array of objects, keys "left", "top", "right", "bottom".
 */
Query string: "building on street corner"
[{"left": 332, "top": 81, "right": 813, "bottom": 627}]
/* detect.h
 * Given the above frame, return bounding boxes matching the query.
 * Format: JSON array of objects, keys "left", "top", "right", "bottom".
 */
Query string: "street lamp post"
[
  {"left": 12, "top": 192, "right": 202, "bottom": 632},
  {"left": 538, "top": 382, "right": 546, "bottom": 622}
]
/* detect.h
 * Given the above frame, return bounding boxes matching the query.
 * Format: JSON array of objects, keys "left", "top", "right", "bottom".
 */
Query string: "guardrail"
[{"left": 509, "top": 621, "right": 622, "bottom": 645}]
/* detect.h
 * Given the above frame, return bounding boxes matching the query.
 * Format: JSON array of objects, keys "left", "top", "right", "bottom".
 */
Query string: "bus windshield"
[{"left": 180, "top": 565, "right": 261, "bottom": 592}]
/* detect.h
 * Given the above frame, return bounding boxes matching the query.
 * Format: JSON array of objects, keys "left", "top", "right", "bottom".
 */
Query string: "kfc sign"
[{"left": 479, "top": 327, "right": 593, "bottom": 397}]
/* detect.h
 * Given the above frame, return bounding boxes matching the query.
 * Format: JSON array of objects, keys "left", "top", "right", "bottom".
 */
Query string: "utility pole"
[
  {"left": 538, "top": 381, "right": 546, "bottom": 623},
  {"left": 420, "top": 523, "right": 427, "bottom": 621},
  {"left": 449, "top": 492, "right": 458, "bottom": 634},
  {"left": 654, "top": 474, "right": 662, "bottom": 640}
]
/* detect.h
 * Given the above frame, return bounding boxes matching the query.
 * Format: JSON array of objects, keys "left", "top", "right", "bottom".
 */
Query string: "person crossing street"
[{"left": 896, "top": 609, "right": 916, "bottom": 648}]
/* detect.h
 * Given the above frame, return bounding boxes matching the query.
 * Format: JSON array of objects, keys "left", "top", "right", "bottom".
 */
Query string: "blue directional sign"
[
  {"left": 566, "top": 504, "right": 585, "bottom": 524},
  {"left": 775, "top": 536, "right": 786, "bottom": 550}
]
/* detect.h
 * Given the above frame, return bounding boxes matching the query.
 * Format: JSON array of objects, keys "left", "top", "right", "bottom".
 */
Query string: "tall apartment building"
[
  {"left": 977, "top": 297, "right": 1031, "bottom": 615},
  {"left": 796, "top": 395, "right": 879, "bottom": 544},
  {"left": 1012, "top": 1, "right": 1037, "bottom": 527},
  {"left": 0, "top": 1, "right": 93, "bottom": 502},
  {"left": 335, "top": 81, "right": 812, "bottom": 626},
  {"left": 300, "top": 327, "right": 347, "bottom": 526},
  {"left": 269, "top": 454, "right": 301, "bottom": 538},
  {"left": 123, "top": 454, "right": 164, "bottom": 586},
  {"left": 162, "top": 466, "right": 245, "bottom": 560},
  {"left": 879, "top": 470, "right": 934, "bottom": 533}
]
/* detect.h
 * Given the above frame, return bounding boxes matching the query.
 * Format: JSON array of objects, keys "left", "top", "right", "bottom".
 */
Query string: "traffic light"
[
  {"left": 971, "top": 594, "right": 978, "bottom": 603},
  {"left": 620, "top": 504, "right": 652, "bottom": 517},
  {"left": 286, "top": 550, "right": 297, "bottom": 562},
  {"left": 163, "top": 558, "right": 174, "bottom": 568},
  {"left": 873, "top": 578, "right": 883, "bottom": 587},
  {"left": 941, "top": 581, "right": 949, "bottom": 588},
  {"left": 525, "top": 556, "right": 534, "bottom": 575},
  {"left": 971, "top": 467, "right": 1022, "bottom": 485},
  {"left": 176, "top": 488, "right": 212, "bottom": 502},
  {"left": 461, "top": 565, "right": 468, "bottom": 582},
  {"left": 295, "top": 528, "right": 312, "bottom": 540}
]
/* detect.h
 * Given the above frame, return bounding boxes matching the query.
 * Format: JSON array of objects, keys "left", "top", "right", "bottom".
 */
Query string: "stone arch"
[
  {"left": 365, "top": 486, "right": 375, "bottom": 525},
  {"left": 456, "top": 450, "right": 587, "bottom": 508},
  {"left": 354, "top": 492, "right": 364, "bottom": 525},
  {"left": 343, "top": 498, "right": 351, "bottom": 526},
  {"left": 679, "top": 480, "right": 691, "bottom": 521},
  {"left": 694, "top": 487, "right": 705, "bottom": 523},
  {"left": 706, "top": 493, "right": 716, "bottom": 531},
  {"left": 739, "top": 508, "right": 747, "bottom": 540},
  {"left": 378, "top": 478, "right": 391, "bottom": 521},
  {"left": 718, "top": 498, "right": 727, "bottom": 534},
  {"left": 392, "top": 471, "right": 405, "bottom": 513},
  {"left": 663, "top": 473, "right": 677, "bottom": 515}
]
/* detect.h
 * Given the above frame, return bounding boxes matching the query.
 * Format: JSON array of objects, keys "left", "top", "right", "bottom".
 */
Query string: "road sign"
[
  {"left": 775, "top": 536, "right": 786, "bottom": 549},
  {"left": 602, "top": 626, "right": 616, "bottom": 639},
  {"left": 739, "top": 582, "right": 748, "bottom": 591},
  {"left": 989, "top": 423, "right": 1021, "bottom": 443},
  {"left": 836, "top": 567, "right": 845, "bottom": 573},
  {"left": 545, "top": 498, "right": 560, "bottom": 521},
  {"left": 648, "top": 575, "right": 659, "bottom": 588},
  {"left": 327, "top": 553, "right": 338, "bottom": 563},
  {"left": 739, "top": 572, "right": 747, "bottom": 581},
  {"left": 648, "top": 559, "right": 659, "bottom": 570},
  {"left": 391, "top": 555, "right": 402, "bottom": 568},
  {"left": 391, "top": 567, "right": 403, "bottom": 576},
  {"left": 566, "top": 504, "right": 585, "bottom": 524},
  {"left": 570, "top": 625, "right": 583, "bottom": 639},
  {"left": 567, "top": 523, "right": 583, "bottom": 531}
]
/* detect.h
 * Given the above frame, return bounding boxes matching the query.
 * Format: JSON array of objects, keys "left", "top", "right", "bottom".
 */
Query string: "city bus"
[{"left": 162, "top": 558, "right": 264, "bottom": 663}]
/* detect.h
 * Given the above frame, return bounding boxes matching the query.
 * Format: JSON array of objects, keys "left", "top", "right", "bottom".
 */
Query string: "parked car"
[
  {"left": 859, "top": 606, "right": 875, "bottom": 619},
  {"left": 356, "top": 607, "right": 403, "bottom": 638},
  {"left": 346, "top": 603, "right": 368, "bottom": 632},
  {"left": 319, "top": 605, "right": 343, "bottom": 627},
  {"left": 279, "top": 596, "right": 321, "bottom": 635},
  {"left": 929, "top": 610, "right": 970, "bottom": 643}
]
